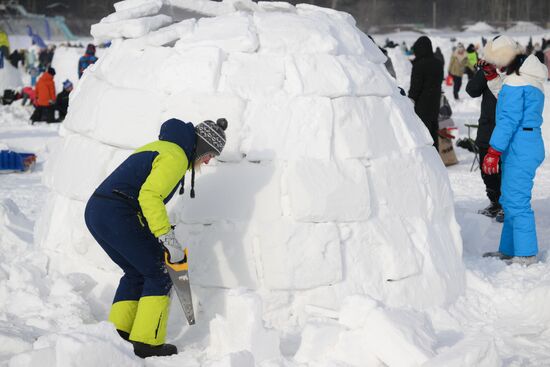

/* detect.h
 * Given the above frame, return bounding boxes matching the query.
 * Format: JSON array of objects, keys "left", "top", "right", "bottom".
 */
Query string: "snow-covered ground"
[{"left": 1, "top": 2, "right": 550, "bottom": 366}]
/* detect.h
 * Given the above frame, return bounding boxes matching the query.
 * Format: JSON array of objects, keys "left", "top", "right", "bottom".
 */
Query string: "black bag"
[{"left": 2, "top": 89, "right": 17, "bottom": 105}]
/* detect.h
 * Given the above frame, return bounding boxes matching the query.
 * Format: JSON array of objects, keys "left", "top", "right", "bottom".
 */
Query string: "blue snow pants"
[
  {"left": 498, "top": 129, "right": 545, "bottom": 256},
  {"left": 84, "top": 195, "right": 172, "bottom": 302}
]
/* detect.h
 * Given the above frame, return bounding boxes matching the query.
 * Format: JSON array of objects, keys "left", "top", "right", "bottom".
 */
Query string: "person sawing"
[{"left": 85, "top": 118, "right": 228, "bottom": 358}]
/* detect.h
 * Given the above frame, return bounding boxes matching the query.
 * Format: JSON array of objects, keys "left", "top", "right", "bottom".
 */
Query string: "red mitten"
[
  {"left": 482, "top": 147, "right": 501, "bottom": 175},
  {"left": 477, "top": 59, "right": 498, "bottom": 81}
]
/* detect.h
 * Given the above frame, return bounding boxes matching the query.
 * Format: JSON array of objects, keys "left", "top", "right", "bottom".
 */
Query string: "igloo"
[{"left": 37, "top": 0, "right": 465, "bottom": 364}]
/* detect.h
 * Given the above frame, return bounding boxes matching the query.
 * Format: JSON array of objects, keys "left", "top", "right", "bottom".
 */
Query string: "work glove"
[
  {"left": 158, "top": 229, "right": 185, "bottom": 263},
  {"left": 477, "top": 59, "right": 498, "bottom": 81},
  {"left": 482, "top": 147, "right": 501, "bottom": 175}
]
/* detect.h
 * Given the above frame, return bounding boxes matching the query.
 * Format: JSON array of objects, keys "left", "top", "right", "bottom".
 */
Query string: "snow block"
[
  {"left": 293, "top": 321, "right": 344, "bottom": 363},
  {"left": 258, "top": 220, "right": 342, "bottom": 290},
  {"left": 332, "top": 96, "right": 400, "bottom": 159},
  {"left": 176, "top": 13, "right": 259, "bottom": 53},
  {"left": 123, "top": 19, "right": 196, "bottom": 49},
  {"left": 338, "top": 299, "right": 437, "bottom": 367},
  {"left": 284, "top": 54, "right": 351, "bottom": 97},
  {"left": 175, "top": 161, "right": 282, "bottom": 223},
  {"left": 90, "top": 86, "right": 164, "bottom": 149},
  {"left": 340, "top": 219, "right": 424, "bottom": 304},
  {"left": 219, "top": 53, "right": 286, "bottom": 100},
  {"left": 49, "top": 135, "right": 116, "bottom": 202},
  {"left": 157, "top": 47, "right": 224, "bottom": 94},
  {"left": 92, "top": 45, "right": 175, "bottom": 91},
  {"left": 207, "top": 290, "right": 280, "bottom": 363},
  {"left": 284, "top": 159, "right": 371, "bottom": 222},
  {"left": 63, "top": 75, "right": 107, "bottom": 136},
  {"left": 242, "top": 95, "right": 332, "bottom": 161},
  {"left": 162, "top": 92, "right": 246, "bottom": 162},
  {"left": 175, "top": 222, "right": 260, "bottom": 289},
  {"left": 296, "top": 4, "right": 385, "bottom": 61},
  {"left": 337, "top": 55, "right": 394, "bottom": 96},
  {"left": 254, "top": 12, "right": 338, "bottom": 54},
  {"left": 91, "top": 14, "right": 173, "bottom": 43},
  {"left": 101, "top": 1, "right": 162, "bottom": 24},
  {"left": 367, "top": 150, "right": 433, "bottom": 217}
]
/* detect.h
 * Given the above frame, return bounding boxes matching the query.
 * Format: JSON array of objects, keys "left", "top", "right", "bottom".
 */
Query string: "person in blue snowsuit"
[
  {"left": 78, "top": 44, "right": 98, "bottom": 78},
  {"left": 481, "top": 35, "right": 548, "bottom": 265},
  {"left": 85, "top": 118, "right": 228, "bottom": 358}
]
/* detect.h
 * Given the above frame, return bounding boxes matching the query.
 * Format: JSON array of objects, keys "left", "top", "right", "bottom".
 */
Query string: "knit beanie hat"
[
  {"left": 180, "top": 118, "right": 228, "bottom": 199},
  {"left": 483, "top": 35, "right": 524, "bottom": 67},
  {"left": 62, "top": 79, "right": 73, "bottom": 90},
  {"left": 194, "top": 118, "right": 228, "bottom": 161}
]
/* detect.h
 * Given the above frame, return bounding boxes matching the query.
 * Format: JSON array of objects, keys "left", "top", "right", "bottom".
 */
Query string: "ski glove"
[
  {"left": 477, "top": 60, "right": 498, "bottom": 81},
  {"left": 482, "top": 147, "right": 501, "bottom": 175},
  {"left": 158, "top": 229, "right": 185, "bottom": 263}
]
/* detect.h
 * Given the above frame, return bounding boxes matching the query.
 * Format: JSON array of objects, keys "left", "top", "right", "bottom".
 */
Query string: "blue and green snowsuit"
[
  {"left": 85, "top": 118, "right": 195, "bottom": 345},
  {"left": 490, "top": 55, "right": 548, "bottom": 257}
]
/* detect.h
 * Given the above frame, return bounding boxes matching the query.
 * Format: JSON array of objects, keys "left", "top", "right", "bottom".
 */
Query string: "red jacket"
[{"left": 35, "top": 72, "right": 56, "bottom": 107}]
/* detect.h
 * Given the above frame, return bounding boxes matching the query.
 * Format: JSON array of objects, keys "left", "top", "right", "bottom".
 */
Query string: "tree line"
[{"left": 15, "top": 0, "right": 550, "bottom": 32}]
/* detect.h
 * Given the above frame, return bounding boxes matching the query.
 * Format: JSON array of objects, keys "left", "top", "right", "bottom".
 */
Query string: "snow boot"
[
  {"left": 117, "top": 330, "right": 130, "bottom": 341},
  {"left": 131, "top": 341, "right": 178, "bottom": 358},
  {"left": 495, "top": 209, "right": 504, "bottom": 223},
  {"left": 482, "top": 251, "right": 512, "bottom": 260},
  {"left": 477, "top": 202, "right": 501, "bottom": 218},
  {"left": 504, "top": 256, "right": 537, "bottom": 266}
]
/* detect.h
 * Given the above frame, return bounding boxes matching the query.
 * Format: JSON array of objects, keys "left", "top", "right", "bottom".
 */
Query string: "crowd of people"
[{"left": 0, "top": 27, "right": 99, "bottom": 123}]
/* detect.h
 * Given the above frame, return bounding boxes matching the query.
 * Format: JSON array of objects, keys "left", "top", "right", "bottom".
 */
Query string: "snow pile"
[
  {"left": 463, "top": 22, "right": 496, "bottom": 33},
  {"left": 0, "top": 62, "right": 23, "bottom": 91},
  {"left": 507, "top": 21, "right": 545, "bottom": 33},
  {"left": 31, "top": 0, "right": 464, "bottom": 365}
]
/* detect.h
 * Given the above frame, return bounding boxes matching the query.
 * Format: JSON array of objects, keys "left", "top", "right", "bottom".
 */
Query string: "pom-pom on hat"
[
  {"left": 483, "top": 35, "right": 524, "bottom": 67},
  {"left": 194, "top": 118, "right": 228, "bottom": 161}
]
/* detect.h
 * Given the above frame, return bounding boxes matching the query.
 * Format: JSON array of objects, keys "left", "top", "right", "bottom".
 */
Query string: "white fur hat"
[{"left": 483, "top": 35, "right": 524, "bottom": 67}]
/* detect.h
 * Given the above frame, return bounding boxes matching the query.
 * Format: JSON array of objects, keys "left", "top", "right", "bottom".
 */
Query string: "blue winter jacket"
[{"left": 490, "top": 55, "right": 548, "bottom": 153}]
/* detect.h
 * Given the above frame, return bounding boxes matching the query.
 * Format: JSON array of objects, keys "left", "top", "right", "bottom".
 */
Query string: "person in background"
[
  {"left": 465, "top": 44, "right": 478, "bottom": 80},
  {"left": 85, "top": 118, "right": 228, "bottom": 358},
  {"left": 466, "top": 58, "right": 503, "bottom": 221},
  {"left": 0, "top": 27, "right": 9, "bottom": 60},
  {"left": 31, "top": 67, "right": 57, "bottom": 123},
  {"left": 434, "top": 47, "right": 445, "bottom": 67},
  {"left": 533, "top": 43, "right": 544, "bottom": 64},
  {"left": 408, "top": 36, "right": 444, "bottom": 151},
  {"left": 78, "top": 44, "right": 98, "bottom": 78},
  {"left": 8, "top": 49, "right": 24, "bottom": 69},
  {"left": 56, "top": 80, "right": 73, "bottom": 121},
  {"left": 448, "top": 43, "right": 469, "bottom": 100},
  {"left": 481, "top": 35, "right": 548, "bottom": 266},
  {"left": 29, "top": 66, "right": 39, "bottom": 87}
]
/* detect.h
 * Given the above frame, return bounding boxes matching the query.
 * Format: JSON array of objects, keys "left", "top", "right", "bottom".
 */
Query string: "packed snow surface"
[{"left": 0, "top": 0, "right": 549, "bottom": 366}]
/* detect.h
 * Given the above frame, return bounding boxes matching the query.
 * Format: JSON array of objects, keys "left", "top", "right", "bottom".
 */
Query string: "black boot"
[
  {"left": 131, "top": 341, "right": 178, "bottom": 358},
  {"left": 117, "top": 330, "right": 130, "bottom": 341},
  {"left": 477, "top": 202, "right": 501, "bottom": 218}
]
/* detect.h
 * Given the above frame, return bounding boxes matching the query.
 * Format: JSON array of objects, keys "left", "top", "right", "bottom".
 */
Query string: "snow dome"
[{"left": 36, "top": 0, "right": 465, "bottom": 364}]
